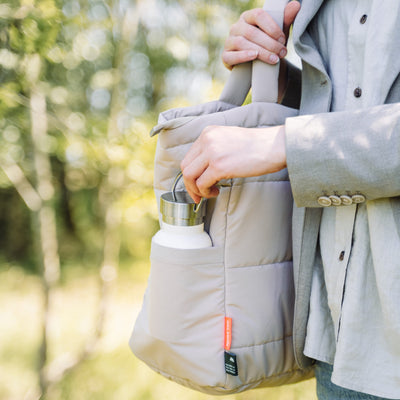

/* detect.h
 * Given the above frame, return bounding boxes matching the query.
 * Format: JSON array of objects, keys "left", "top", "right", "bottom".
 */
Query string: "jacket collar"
[
  {"left": 292, "top": 0, "right": 400, "bottom": 106},
  {"left": 293, "top": 0, "right": 324, "bottom": 41},
  {"left": 291, "top": 0, "right": 325, "bottom": 72}
]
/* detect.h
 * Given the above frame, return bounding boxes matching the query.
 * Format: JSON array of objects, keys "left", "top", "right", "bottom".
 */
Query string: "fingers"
[
  {"left": 237, "top": 8, "right": 287, "bottom": 60},
  {"left": 181, "top": 127, "right": 223, "bottom": 203},
  {"left": 222, "top": 49, "right": 258, "bottom": 71},
  {"left": 222, "top": 3, "right": 301, "bottom": 70},
  {"left": 241, "top": 8, "right": 285, "bottom": 43},
  {"left": 182, "top": 161, "right": 220, "bottom": 203},
  {"left": 180, "top": 136, "right": 207, "bottom": 185},
  {"left": 283, "top": 1, "right": 301, "bottom": 39},
  {"left": 180, "top": 149, "right": 207, "bottom": 203},
  {"left": 223, "top": 29, "right": 285, "bottom": 67},
  {"left": 195, "top": 168, "right": 220, "bottom": 198},
  {"left": 222, "top": 8, "right": 287, "bottom": 69},
  {"left": 243, "top": 3, "right": 301, "bottom": 44}
]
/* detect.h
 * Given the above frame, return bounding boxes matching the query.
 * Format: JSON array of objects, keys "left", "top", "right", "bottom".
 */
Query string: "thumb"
[{"left": 283, "top": 0, "right": 301, "bottom": 41}]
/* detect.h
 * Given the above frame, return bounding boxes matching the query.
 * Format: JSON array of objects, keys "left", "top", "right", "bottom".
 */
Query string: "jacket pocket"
[{"left": 148, "top": 241, "right": 225, "bottom": 343}]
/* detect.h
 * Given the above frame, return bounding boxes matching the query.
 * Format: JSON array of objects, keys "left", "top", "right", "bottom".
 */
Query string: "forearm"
[{"left": 181, "top": 125, "right": 287, "bottom": 202}]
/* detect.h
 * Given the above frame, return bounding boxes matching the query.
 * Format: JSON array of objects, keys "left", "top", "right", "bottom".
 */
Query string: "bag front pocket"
[{"left": 148, "top": 241, "right": 225, "bottom": 343}]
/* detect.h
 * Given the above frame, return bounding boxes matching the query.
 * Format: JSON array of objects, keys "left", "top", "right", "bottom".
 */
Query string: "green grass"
[{"left": 0, "top": 265, "right": 317, "bottom": 400}]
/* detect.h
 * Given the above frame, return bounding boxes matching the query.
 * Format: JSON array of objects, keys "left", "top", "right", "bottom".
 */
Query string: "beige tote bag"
[{"left": 130, "top": 0, "right": 314, "bottom": 394}]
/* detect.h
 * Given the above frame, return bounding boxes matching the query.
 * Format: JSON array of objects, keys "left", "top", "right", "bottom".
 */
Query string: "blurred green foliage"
[
  {"left": 0, "top": 0, "right": 260, "bottom": 272},
  {"left": 0, "top": 1, "right": 315, "bottom": 399}
]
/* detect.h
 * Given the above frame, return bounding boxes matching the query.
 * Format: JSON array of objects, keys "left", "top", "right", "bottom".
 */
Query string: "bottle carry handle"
[{"left": 172, "top": 171, "right": 204, "bottom": 213}]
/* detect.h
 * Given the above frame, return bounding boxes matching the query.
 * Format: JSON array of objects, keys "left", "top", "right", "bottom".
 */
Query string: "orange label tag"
[{"left": 224, "top": 317, "right": 232, "bottom": 351}]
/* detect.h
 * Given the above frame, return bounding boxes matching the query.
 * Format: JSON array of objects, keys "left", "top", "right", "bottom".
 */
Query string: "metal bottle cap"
[
  {"left": 160, "top": 172, "right": 207, "bottom": 226},
  {"left": 160, "top": 191, "right": 206, "bottom": 226}
]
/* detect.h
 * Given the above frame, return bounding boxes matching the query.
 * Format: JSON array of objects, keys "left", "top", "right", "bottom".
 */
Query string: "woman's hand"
[
  {"left": 222, "top": 1, "right": 301, "bottom": 69},
  {"left": 180, "top": 125, "right": 286, "bottom": 203}
]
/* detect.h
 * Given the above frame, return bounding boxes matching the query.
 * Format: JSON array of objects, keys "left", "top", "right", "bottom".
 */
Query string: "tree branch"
[{"left": 0, "top": 161, "right": 42, "bottom": 211}]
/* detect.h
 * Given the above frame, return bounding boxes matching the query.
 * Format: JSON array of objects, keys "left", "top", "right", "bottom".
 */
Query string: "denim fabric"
[{"left": 315, "top": 362, "right": 395, "bottom": 400}]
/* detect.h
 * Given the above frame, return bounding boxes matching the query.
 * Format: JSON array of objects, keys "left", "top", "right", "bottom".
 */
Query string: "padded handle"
[
  {"left": 219, "top": 0, "right": 289, "bottom": 106},
  {"left": 252, "top": 0, "right": 289, "bottom": 103},
  {"left": 219, "top": 62, "right": 252, "bottom": 106}
]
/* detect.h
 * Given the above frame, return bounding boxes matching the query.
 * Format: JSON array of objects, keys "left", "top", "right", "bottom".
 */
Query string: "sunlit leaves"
[
  {"left": 0, "top": 0, "right": 262, "bottom": 266},
  {"left": 0, "top": 48, "right": 19, "bottom": 69},
  {"left": 7, "top": 2, "right": 62, "bottom": 56},
  {"left": 0, "top": 83, "right": 22, "bottom": 110}
]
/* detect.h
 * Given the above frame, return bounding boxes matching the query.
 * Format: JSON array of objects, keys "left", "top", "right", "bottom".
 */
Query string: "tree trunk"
[{"left": 30, "top": 79, "right": 61, "bottom": 395}]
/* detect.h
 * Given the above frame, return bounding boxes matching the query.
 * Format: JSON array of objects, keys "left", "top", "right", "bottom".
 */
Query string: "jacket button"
[
  {"left": 360, "top": 14, "right": 368, "bottom": 24},
  {"left": 340, "top": 195, "right": 353, "bottom": 206},
  {"left": 329, "top": 195, "right": 342, "bottom": 206},
  {"left": 339, "top": 251, "right": 345, "bottom": 261},
  {"left": 352, "top": 194, "right": 366, "bottom": 204},
  {"left": 354, "top": 87, "right": 362, "bottom": 98},
  {"left": 318, "top": 196, "right": 332, "bottom": 207}
]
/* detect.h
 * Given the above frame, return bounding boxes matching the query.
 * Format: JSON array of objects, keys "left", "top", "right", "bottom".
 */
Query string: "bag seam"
[
  {"left": 150, "top": 258, "right": 224, "bottom": 266},
  {"left": 223, "top": 181, "right": 233, "bottom": 388},
  {"left": 226, "top": 260, "right": 292, "bottom": 269},
  {"left": 231, "top": 333, "right": 294, "bottom": 350}
]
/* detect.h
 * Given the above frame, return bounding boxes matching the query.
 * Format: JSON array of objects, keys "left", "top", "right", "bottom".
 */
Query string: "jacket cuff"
[{"left": 285, "top": 113, "right": 328, "bottom": 208}]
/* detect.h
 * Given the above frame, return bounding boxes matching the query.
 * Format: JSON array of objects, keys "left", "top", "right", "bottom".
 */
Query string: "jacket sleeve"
[{"left": 285, "top": 102, "right": 400, "bottom": 207}]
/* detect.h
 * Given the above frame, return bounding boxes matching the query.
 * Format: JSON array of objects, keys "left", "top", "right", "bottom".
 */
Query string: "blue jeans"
[{"left": 315, "top": 361, "right": 395, "bottom": 400}]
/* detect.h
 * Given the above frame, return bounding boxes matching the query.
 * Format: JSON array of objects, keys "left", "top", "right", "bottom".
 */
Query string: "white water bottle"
[{"left": 153, "top": 174, "right": 212, "bottom": 249}]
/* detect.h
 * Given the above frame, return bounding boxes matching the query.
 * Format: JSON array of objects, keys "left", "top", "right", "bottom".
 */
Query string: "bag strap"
[{"left": 219, "top": 0, "right": 289, "bottom": 106}]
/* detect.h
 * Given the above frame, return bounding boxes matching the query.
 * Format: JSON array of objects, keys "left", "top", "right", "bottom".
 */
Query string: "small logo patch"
[{"left": 224, "top": 351, "right": 238, "bottom": 376}]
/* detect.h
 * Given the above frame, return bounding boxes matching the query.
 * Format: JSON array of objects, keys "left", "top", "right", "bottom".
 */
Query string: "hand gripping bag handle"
[{"left": 219, "top": 0, "right": 289, "bottom": 106}]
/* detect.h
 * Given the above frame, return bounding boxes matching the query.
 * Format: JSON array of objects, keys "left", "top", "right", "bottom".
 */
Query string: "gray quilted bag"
[{"left": 130, "top": 0, "right": 314, "bottom": 394}]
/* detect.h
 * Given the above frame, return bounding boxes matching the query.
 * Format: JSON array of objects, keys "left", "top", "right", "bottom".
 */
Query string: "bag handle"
[
  {"left": 252, "top": 0, "right": 289, "bottom": 103},
  {"left": 219, "top": 0, "right": 289, "bottom": 106}
]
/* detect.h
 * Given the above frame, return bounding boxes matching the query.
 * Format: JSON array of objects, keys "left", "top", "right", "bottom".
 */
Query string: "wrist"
[
  {"left": 256, "top": 125, "right": 287, "bottom": 174},
  {"left": 275, "top": 125, "right": 287, "bottom": 170}
]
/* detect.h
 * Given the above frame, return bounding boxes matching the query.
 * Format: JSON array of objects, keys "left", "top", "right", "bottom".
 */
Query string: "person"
[{"left": 180, "top": 1, "right": 400, "bottom": 399}]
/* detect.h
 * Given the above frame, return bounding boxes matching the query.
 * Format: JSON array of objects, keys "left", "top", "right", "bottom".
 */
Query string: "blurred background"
[{"left": 0, "top": 0, "right": 314, "bottom": 399}]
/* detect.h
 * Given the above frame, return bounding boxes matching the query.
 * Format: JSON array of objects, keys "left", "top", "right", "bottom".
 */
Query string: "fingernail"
[
  {"left": 279, "top": 48, "right": 287, "bottom": 58},
  {"left": 269, "top": 54, "right": 279, "bottom": 64},
  {"left": 278, "top": 36, "right": 286, "bottom": 44}
]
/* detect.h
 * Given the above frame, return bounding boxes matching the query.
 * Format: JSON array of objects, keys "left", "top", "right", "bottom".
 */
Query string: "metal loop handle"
[
  {"left": 171, "top": 171, "right": 204, "bottom": 213},
  {"left": 171, "top": 171, "right": 183, "bottom": 202}
]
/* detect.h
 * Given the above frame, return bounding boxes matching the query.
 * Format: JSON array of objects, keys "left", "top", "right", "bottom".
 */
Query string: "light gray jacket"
[{"left": 284, "top": 0, "right": 400, "bottom": 369}]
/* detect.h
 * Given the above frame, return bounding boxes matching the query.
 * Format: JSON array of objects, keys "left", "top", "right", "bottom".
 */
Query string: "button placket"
[
  {"left": 332, "top": 205, "right": 357, "bottom": 341},
  {"left": 345, "top": 4, "right": 368, "bottom": 110},
  {"left": 334, "top": 4, "right": 368, "bottom": 339}
]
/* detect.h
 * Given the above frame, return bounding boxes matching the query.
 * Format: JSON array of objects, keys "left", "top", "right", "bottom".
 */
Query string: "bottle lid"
[{"left": 160, "top": 191, "right": 206, "bottom": 226}]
